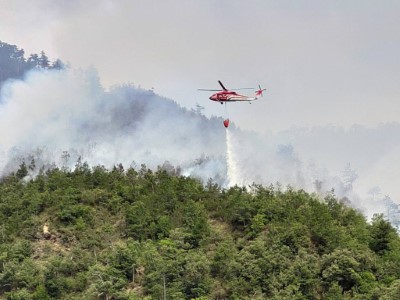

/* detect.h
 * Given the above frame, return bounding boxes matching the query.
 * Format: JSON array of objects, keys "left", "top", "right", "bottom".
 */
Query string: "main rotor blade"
[
  {"left": 218, "top": 80, "right": 228, "bottom": 91},
  {"left": 231, "top": 88, "right": 255, "bottom": 90},
  {"left": 198, "top": 89, "right": 222, "bottom": 91}
]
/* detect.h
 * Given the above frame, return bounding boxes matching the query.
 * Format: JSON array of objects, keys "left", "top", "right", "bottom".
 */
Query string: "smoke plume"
[
  {"left": 1, "top": 67, "right": 400, "bottom": 223},
  {"left": 0, "top": 68, "right": 226, "bottom": 181}
]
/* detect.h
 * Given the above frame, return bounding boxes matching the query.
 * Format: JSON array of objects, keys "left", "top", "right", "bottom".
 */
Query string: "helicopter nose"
[{"left": 209, "top": 94, "right": 217, "bottom": 101}]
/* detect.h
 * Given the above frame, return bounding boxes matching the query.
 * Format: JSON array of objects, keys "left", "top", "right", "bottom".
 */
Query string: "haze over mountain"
[
  {"left": 0, "top": 67, "right": 226, "bottom": 181},
  {"left": 0, "top": 57, "right": 399, "bottom": 224},
  {"left": 2, "top": 1, "right": 399, "bottom": 215}
]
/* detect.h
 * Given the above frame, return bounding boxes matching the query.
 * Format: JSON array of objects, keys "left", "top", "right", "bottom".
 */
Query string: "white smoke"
[
  {"left": 224, "top": 125, "right": 400, "bottom": 220},
  {"left": 0, "top": 68, "right": 226, "bottom": 182},
  {"left": 1, "top": 67, "right": 399, "bottom": 223}
]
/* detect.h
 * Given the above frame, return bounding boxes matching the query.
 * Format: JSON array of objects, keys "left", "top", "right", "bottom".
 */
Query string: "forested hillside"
[
  {"left": 1, "top": 163, "right": 400, "bottom": 299},
  {"left": 0, "top": 41, "right": 63, "bottom": 85},
  {"left": 1, "top": 40, "right": 400, "bottom": 299}
]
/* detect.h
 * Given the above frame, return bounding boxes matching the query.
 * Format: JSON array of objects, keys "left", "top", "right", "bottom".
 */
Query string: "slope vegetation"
[{"left": 1, "top": 164, "right": 400, "bottom": 299}]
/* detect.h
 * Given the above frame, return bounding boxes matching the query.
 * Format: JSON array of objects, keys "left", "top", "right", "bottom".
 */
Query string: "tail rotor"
[{"left": 255, "top": 84, "right": 266, "bottom": 97}]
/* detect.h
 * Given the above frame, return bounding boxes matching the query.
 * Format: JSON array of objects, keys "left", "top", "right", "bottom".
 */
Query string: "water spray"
[{"left": 225, "top": 128, "right": 240, "bottom": 187}]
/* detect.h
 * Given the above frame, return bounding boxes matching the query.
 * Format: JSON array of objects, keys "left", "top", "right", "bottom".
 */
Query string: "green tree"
[
  {"left": 369, "top": 214, "right": 397, "bottom": 255},
  {"left": 39, "top": 51, "right": 50, "bottom": 68},
  {"left": 16, "top": 162, "right": 28, "bottom": 179},
  {"left": 321, "top": 248, "right": 375, "bottom": 295},
  {"left": 87, "top": 263, "right": 127, "bottom": 299}
]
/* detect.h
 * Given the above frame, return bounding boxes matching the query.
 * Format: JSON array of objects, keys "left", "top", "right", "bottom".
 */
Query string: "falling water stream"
[{"left": 225, "top": 128, "right": 240, "bottom": 187}]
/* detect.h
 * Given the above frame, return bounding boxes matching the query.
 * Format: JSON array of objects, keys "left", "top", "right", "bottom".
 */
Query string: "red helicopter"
[
  {"left": 199, "top": 80, "right": 266, "bottom": 104},
  {"left": 199, "top": 80, "right": 266, "bottom": 128}
]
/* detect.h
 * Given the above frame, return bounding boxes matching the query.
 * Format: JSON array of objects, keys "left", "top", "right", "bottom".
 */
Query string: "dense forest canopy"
[
  {"left": 0, "top": 41, "right": 64, "bottom": 85},
  {"left": 0, "top": 163, "right": 400, "bottom": 299}
]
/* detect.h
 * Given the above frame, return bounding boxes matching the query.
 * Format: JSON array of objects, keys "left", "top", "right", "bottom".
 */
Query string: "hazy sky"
[{"left": 1, "top": 0, "right": 400, "bottom": 132}]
